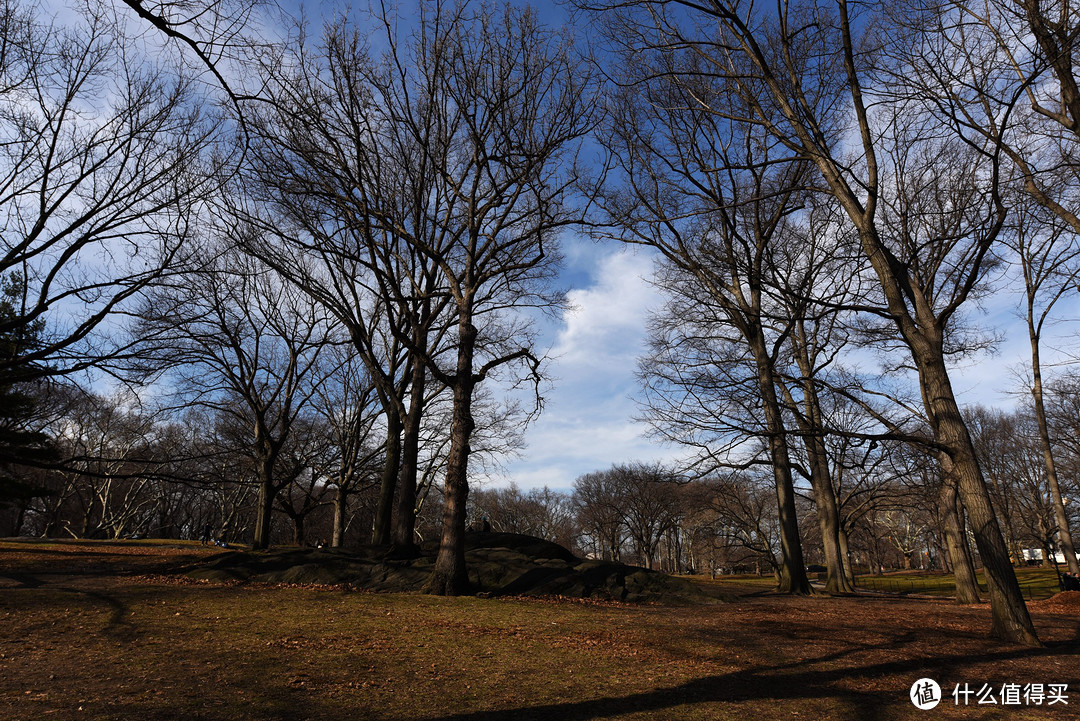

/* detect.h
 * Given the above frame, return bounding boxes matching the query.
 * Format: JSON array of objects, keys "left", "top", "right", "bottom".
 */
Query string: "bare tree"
[
  {"left": 471, "top": 483, "right": 576, "bottom": 549},
  {"left": 308, "top": 344, "right": 384, "bottom": 548},
  {"left": 1004, "top": 200, "right": 1080, "bottom": 574},
  {"left": 0, "top": 0, "right": 220, "bottom": 384},
  {"left": 572, "top": 469, "right": 628, "bottom": 562},
  {"left": 365, "top": 3, "right": 594, "bottom": 595},
  {"left": 115, "top": 0, "right": 267, "bottom": 116},
  {"left": 594, "top": 25, "right": 819, "bottom": 592},
  {"left": 702, "top": 471, "right": 783, "bottom": 577},
  {"left": 586, "top": 0, "right": 1038, "bottom": 644},
  {"left": 133, "top": 244, "right": 333, "bottom": 549},
  {"left": 770, "top": 202, "right": 865, "bottom": 593},
  {"left": 571, "top": 464, "right": 685, "bottom": 569},
  {"left": 903, "top": 0, "right": 1080, "bottom": 237},
  {"left": 612, "top": 463, "right": 683, "bottom": 570},
  {"left": 969, "top": 405, "right": 1072, "bottom": 572},
  {"left": 233, "top": 12, "right": 456, "bottom": 552}
]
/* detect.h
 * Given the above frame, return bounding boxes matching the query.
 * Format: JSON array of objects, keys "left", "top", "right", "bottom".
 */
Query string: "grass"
[
  {"left": 854, "top": 567, "right": 1064, "bottom": 600},
  {"left": 1, "top": 540, "right": 1078, "bottom": 720},
  {"left": 690, "top": 566, "right": 1062, "bottom": 601}
]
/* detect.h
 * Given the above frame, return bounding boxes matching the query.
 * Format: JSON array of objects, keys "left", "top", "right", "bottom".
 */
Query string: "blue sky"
[
  {"left": 495, "top": 238, "right": 678, "bottom": 492},
  {"left": 259, "top": 3, "right": 1080, "bottom": 494},
  {"left": 494, "top": 236, "right": 1080, "bottom": 494},
  {"left": 77, "top": 0, "right": 1080, "bottom": 494}
]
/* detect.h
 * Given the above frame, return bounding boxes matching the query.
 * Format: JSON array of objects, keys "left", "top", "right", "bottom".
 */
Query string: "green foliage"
[{"left": 0, "top": 272, "right": 54, "bottom": 504}]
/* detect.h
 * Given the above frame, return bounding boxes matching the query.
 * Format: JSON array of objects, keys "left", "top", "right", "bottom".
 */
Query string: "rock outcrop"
[{"left": 187, "top": 531, "right": 723, "bottom": 604}]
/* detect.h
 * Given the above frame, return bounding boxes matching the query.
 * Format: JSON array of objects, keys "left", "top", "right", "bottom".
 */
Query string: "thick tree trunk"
[
  {"left": 941, "top": 478, "right": 980, "bottom": 603},
  {"left": 813, "top": 480, "right": 852, "bottom": 593},
  {"left": 372, "top": 409, "right": 401, "bottom": 546},
  {"left": 425, "top": 320, "right": 476, "bottom": 596},
  {"left": 845, "top": 204, "right": 1039, "bottom": 642},
  {"left": 765, "top": 431, "right": 809, "bottom": 593},
  {"left": 924, "top": 359, "right": 1038, "bottom": 643}
]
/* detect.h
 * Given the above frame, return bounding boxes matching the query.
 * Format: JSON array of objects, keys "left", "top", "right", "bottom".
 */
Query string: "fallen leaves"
[{"left": 4, "top": 540, "right": 1079, "bottom": 721}]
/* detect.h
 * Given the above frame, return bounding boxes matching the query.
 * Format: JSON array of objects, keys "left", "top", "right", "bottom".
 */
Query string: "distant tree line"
[{"left": 472, "top": 441, "right": 1079, "bottom": 580}]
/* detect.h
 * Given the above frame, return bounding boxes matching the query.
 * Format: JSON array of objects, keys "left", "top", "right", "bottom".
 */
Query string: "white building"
[{"left": 1020, "top": 548, "right": 1080, "bottom": 565}]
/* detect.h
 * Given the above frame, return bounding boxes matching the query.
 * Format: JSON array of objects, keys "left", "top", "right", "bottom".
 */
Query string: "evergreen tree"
[{"left": 0, "top": 273, "right": 54, "bottom": 504}]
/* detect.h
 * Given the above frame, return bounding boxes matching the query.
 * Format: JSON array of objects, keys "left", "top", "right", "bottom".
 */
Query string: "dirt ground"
[{"left": 1, "top": 539, "right": 1078, "bottom": 721}]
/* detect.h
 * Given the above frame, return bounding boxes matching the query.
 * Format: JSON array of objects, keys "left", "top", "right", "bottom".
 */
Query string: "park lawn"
[
  {"left": 0, "top": 540, "right": 1077, "bottom": 721},
  {"left": 855, "top": 567, "right": 1064, "bottom": 600}
]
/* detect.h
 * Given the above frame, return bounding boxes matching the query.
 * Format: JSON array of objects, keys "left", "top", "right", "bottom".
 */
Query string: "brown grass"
[{"left": 1, "top": 539, "right": 1077, "bottom": 720}]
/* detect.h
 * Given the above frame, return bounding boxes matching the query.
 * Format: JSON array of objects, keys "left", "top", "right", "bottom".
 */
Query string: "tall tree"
[
  {"left": 572, "top": 468, "right": 628, "bottom": 562},
  {"left": 308, "top": 344, "right": 384, "bottom": 548},
  {"left": 588, "top": 0, "right": 1039, "bottom": 644},
  {"left": 771, "top": 202, "right": 863, "bottom": 593},
  {"left": 1006, "top": 200, "right": 1080, "bottom": 574},
  {"left": 596, "top": 40, "right": 814, "bottom": 592},
  {"left": 134, "top": 245, "right": 333, "bottom": 549},
  {"left": 236, "top": 13, "right": 454, "bottom": 552},
  {"left": 361, "top": 3, "right": 594, "bottom": 595}
]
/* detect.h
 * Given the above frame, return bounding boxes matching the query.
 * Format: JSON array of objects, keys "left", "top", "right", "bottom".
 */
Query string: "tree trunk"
[
  {"left": 847, "top": 201, "right": 1039, "bottom": 642},
  {"left": 1030, "top": 343, "right": 1080, "bottom": 574},
  {"left": 253, "top": 476, "right": 274, "bottom": 550},
  {"left": 941, "top": 477, "right": 980, "bottom": 603},
  {"left": 252, "top": 451, "right": 276, "bottom": 550},
  {"left": 372, "top": 409, "right": 401, "bottom": 546},
  {"left": 332, "top": 485, "right": 347, "bottom": 548},
  {"left": 802, "top": 429, "right": 852, "bottom": 592},
  {"left": 813, "top": 483, "right": 852, "bottom": 593},
  {"left": 392, "top": 353, "right": 427, "bottom": 555},
  {"left": 838, "top": 522, "right": 856, "bottom": 585},
  {"left": 791, "top": 320, "right": 853, "bottom": 593},
  {"left": 748, "top": 333, "right": 810, "bottom": 595},
  {"left": 926, "top": 360, "right": 1038, "bottom": 643},
  {"left": 424, "top": 319, "right": 476, "bottom": 596}
]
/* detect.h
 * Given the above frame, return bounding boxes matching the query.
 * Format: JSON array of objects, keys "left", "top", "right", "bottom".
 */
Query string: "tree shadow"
[
  {"left": 420, "top": 638, "right": 1078, "bottom": 721},
  {"left": 0, "top": 571, "right": 44, "bottom": 588}
]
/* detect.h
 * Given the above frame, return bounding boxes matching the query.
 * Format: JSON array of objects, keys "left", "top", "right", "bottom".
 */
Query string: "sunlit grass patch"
[{"left": 855, "top": 566, "right": 1063, "bottom": 600}]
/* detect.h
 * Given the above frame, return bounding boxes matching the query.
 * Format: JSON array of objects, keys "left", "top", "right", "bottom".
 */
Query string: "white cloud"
[
  {"left": 491, "top": 247, "right": 686, "bottom": 492},
  {"left": 944, "top": 283, "right": 1080, "bottom": 408},
  {"left": 495, "top": 415, "right": 680, "bottom": 492},
  {"left": 553, "top": 249, "right": 657, "bottom": 367}
]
